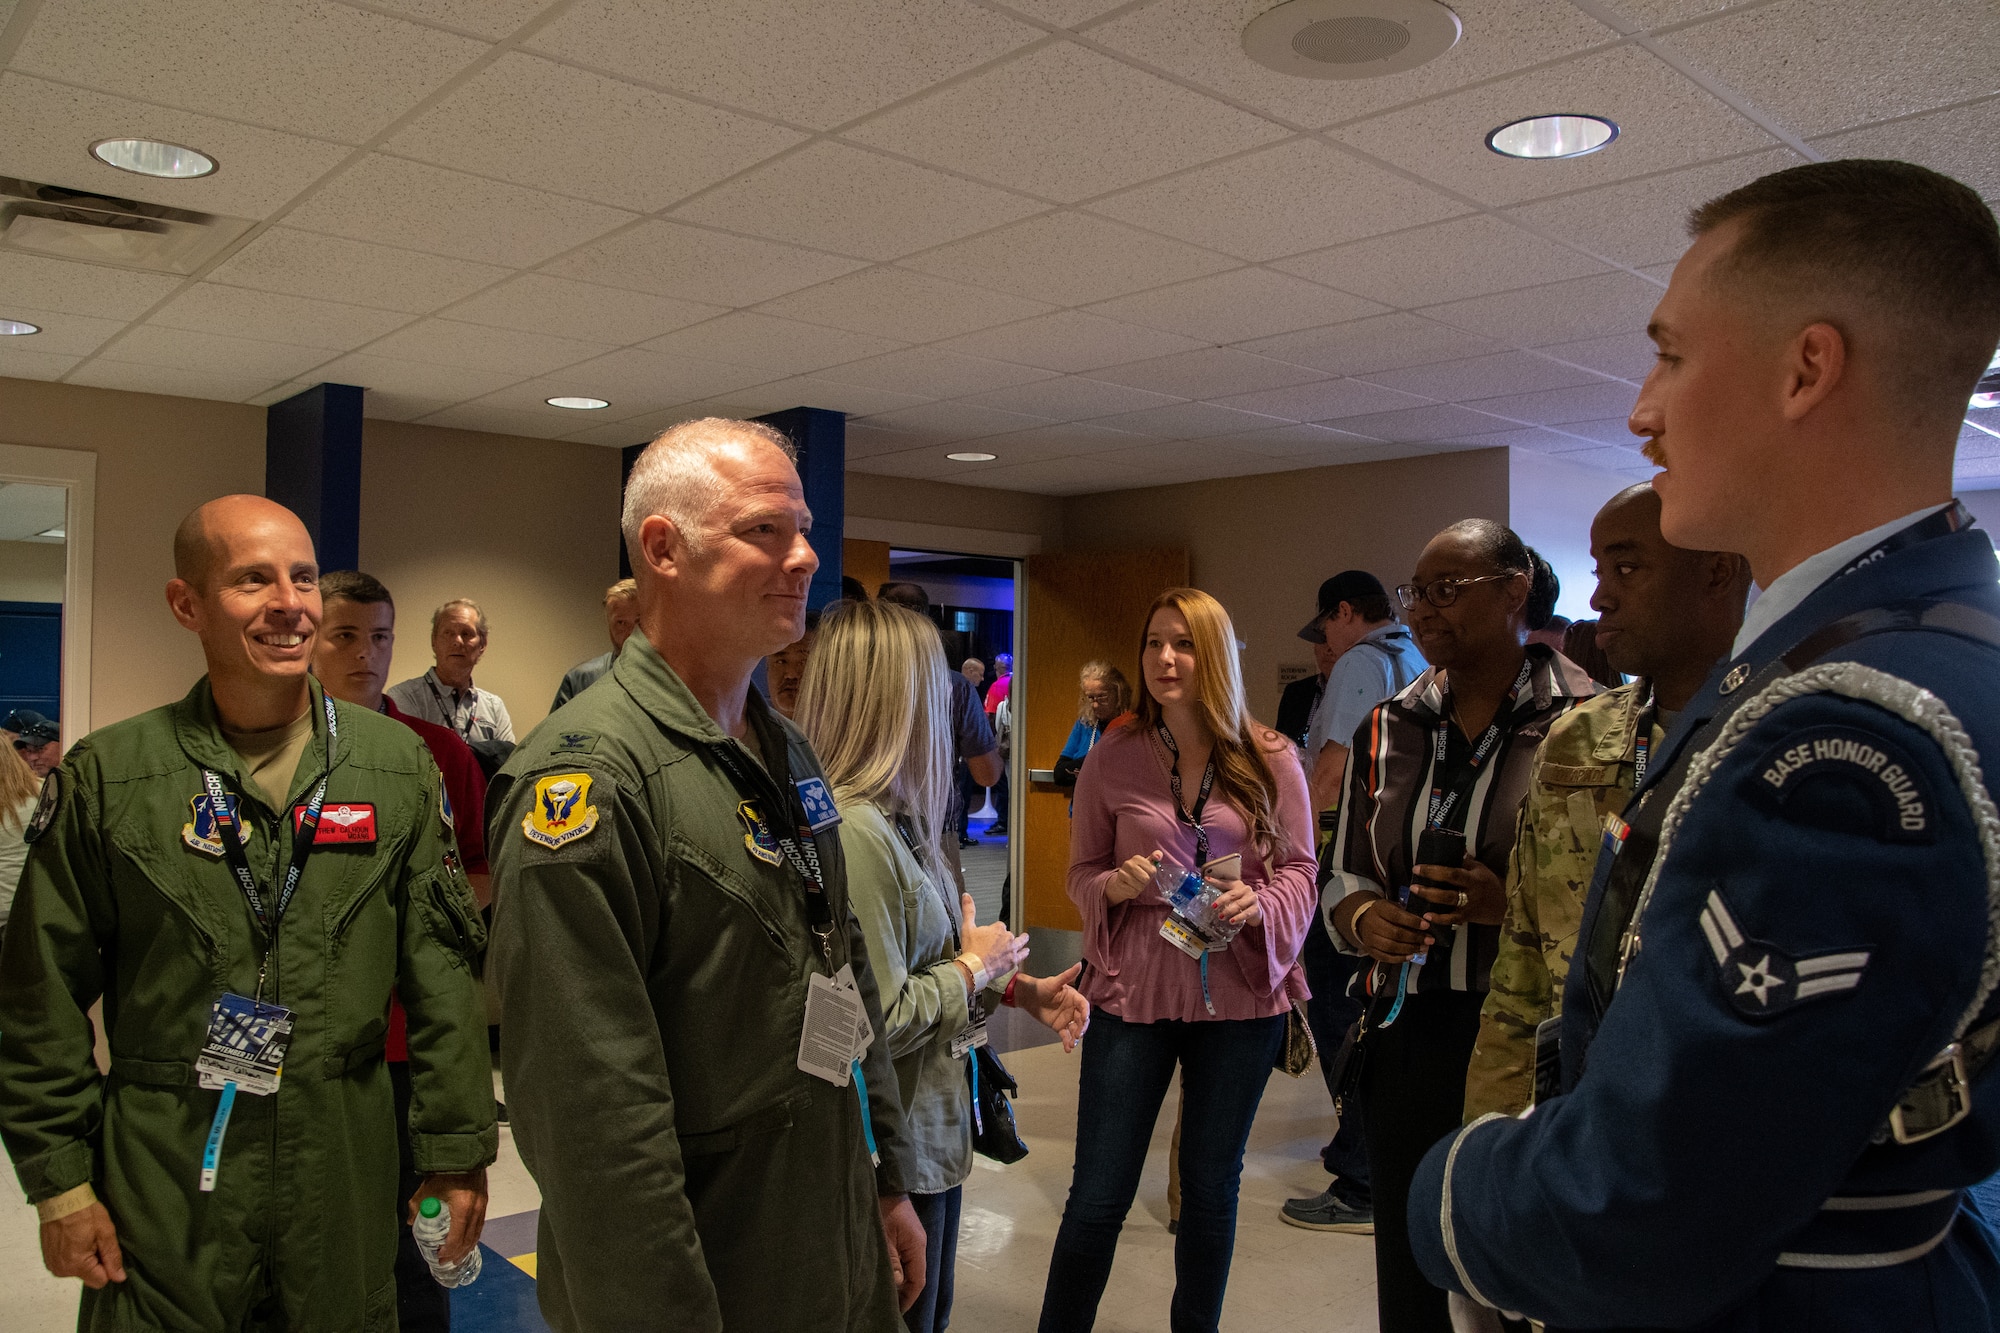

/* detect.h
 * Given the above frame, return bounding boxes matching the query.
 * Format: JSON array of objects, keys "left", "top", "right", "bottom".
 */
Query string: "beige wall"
[
  {"left": 0, "top": 539, "right": 67, "bottom": 602},
  {"left": 0, "top": 376, "right": 265, "bottom": 725},
  {"left": 362, "top": 420, "right": 622, "bottom": 737},
  {"left": 1059, "top": 448, "right": 1513, "bottom": 721}
]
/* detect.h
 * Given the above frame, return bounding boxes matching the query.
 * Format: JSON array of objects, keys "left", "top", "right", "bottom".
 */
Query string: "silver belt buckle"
[{"left": 1890, "top": 1043, "right": 1970, "bottom": 1145}]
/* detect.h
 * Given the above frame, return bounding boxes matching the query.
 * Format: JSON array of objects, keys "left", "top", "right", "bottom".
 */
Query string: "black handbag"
[{"left": 969, "top": 1043, "right": 1028, "bottom": 1164}]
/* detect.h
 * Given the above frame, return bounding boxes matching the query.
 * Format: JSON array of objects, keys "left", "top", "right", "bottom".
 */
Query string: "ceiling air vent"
[
  {"left": 1244, "top": 0, "right": 1461, "bottom": 80},
  {"left": 0, "top": 177, "right": 252, "bottom": 275}
]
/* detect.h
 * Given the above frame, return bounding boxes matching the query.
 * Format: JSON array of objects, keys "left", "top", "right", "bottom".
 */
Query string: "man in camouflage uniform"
[{"left": 1465, "top": 484, "right": 1748, "bottom": 1118}]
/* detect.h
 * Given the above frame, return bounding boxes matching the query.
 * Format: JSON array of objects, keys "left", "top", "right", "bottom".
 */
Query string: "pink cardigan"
[{"left": 1065, "top": 721, "right": 1318, "bottom": 1024}]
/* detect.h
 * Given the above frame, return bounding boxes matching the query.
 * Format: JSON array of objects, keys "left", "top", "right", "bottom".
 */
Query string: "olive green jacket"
[
  {"left": 1465, "top": 681, "right": 1654, "bottom": 1122},
  {"left": 0, "top": 677, "right": 495, "bottom": 1332},
  {"left": 489, "top": 632, "right": 916, "bottom": 1333}
]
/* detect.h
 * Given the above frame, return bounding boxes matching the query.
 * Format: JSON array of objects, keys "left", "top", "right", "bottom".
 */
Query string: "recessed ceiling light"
[
  {"left": 1485, "top": 114, "right": 1619, "bottom": 160},
  {"left": 90, "top": 138, "right": 217, "bottom": 179},
  {"left": 0, "top": 319, "right": 39, "bottom": 336},
  {"left": 946, "top": 452, "right": 997, "bottom": 462},
  {"left": 546, "top": 396, "right": 610, "bottom": 410},
  {"left": 1242, "top": 0, "right": 1461, "bottom": 81}
]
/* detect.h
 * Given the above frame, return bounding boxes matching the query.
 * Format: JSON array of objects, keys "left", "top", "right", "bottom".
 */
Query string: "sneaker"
[{"left": 1280, "top": 1188, "right": 1373, "bottom": 1234}]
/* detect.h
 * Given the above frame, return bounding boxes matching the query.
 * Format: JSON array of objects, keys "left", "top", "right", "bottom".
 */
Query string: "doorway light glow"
[{"left": 1486, "top": 114, "right": 1618, "bottom": 159}]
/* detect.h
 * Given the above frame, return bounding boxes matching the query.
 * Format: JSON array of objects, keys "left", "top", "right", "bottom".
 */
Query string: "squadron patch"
[
  {"left": 738, "top": 800, "right": 783, "bottom": 866},
  {"left": 1699, "top": 889, "right": 1871, "bottom": 1018},
  {"left": 25, "top": 770, "right": 61, "bottom": 843},
  {"left": 1748, "top": 725, "right": 1935, "bottom": 843},
  {"left": 522, "top": 773, "right": 599, "bottom": 850},
  {"left": 183, "top": 792, "right": 248, "bottom": 858},
  {"left": 440, "top": 785, "right": 454, "bottom": 831},
  {"left": 794, "top": 775, "right": 841, "bottom": 833}
]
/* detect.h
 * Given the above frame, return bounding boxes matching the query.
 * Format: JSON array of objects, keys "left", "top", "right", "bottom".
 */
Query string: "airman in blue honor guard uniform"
[{"left": 1409, "top": 161, "right": 2000, "bottom": 1331}]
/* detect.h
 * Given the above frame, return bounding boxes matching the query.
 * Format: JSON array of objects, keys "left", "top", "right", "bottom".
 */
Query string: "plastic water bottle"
[
  {"left": 1151, "top": 861, "right": 1242, "bottom": 948},
  {"left": 413, "top": 1195, "right": 482, "bottom": 1288}
]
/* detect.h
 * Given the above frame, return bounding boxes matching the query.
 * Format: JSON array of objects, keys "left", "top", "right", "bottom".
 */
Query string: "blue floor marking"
[{"left": 449, "top": 1244, "right": 552, "bottom": 1333}]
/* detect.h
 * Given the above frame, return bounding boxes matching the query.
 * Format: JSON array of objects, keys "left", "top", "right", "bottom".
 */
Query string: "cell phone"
[{"left": 1412, "top": 827, "right": 1467, "bottom": 886}]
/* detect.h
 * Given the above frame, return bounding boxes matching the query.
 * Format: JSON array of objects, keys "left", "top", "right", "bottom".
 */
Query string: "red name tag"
[{"left": 294, "top": 803, "right": 377, "bottom": 843}]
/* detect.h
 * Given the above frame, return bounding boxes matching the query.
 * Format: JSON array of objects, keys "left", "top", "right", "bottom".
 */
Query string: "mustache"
[{"left": 1642, "top": 435, "right": 1667, "bottom": 467}]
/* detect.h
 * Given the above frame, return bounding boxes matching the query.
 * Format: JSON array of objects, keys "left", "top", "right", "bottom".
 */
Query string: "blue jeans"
[
  {"left": 904, "top": 1187, "right": 961, "bottom": 1333},
  {"left": 1037, "top": 1010, "right": 1286, "bottom": 1333}
]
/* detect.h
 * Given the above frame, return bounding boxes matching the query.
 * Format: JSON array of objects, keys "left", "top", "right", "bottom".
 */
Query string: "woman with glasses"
[
  {"left": 1051, "top": 661, "right": 1134, "bottom": 789},
  {"left": 796, "top": 599, "right": 1089, "bottom": 1333},
  {"left": 1038, "top": 588, "right": 1316, "bottom": 1333},
  {"left": 1325, "top": 521, "right": 1596, "bottom": 1333}
]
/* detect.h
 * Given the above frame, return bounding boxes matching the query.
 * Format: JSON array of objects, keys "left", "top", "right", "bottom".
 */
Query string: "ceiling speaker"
[{"left": 1244, "top": 0, "right": 1461, "bottom": 80}]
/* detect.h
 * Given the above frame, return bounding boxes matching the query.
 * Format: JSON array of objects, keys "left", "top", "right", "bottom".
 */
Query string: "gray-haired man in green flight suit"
[
  {"left": 489, "top": 417, "right": 926, "bottom": 1332},
  {"left": 0, "top": 494, "right": 496, "bottom": 1331}
]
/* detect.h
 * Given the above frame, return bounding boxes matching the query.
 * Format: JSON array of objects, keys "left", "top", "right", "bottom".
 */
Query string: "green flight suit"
[
  {"left": 0, "top": 677, "right": 497, "bottom": 1332},
  {"left": 1463, "top": 679, "right": 1654, "bottom": 1121},
  {"left": 489, "top": 630, "right": 917, "bottom": 1333}
]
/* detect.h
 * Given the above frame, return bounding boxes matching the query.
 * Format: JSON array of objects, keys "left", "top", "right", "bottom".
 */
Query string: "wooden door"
[{"left": 1020, "top": 548, "right": 1188, "bottom": 932}]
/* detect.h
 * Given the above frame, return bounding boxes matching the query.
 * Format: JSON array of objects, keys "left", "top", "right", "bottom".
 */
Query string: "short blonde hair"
[
  {"left": 604, "top": 577, "right": 637, "bottom": 604},
  {"left": 621, "top": 418, "right": 795, "bottom": 563}
]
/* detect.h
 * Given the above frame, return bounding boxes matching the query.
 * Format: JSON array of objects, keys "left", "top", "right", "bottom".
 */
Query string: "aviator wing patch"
[{"left": 1699, "top": 890, "right": 1871, "bottom": 1019}]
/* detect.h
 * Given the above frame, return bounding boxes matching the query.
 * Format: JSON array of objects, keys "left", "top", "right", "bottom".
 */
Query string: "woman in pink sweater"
[{"left": 1037, "top": 587, "right": 1318, "bottom": 1333}]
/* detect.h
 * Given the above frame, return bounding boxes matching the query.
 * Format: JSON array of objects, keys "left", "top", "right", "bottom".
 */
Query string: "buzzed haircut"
[
  {"left": 320, "top": 570, "right": 393, "bottom": 609},
  {"left": 621, "top": 417, "right": 797, "bottom": 563},
  {"left": 1690, "top": 159, "right": 2000, "bottom": 427},
  {"left": 1439, "top": 519, "right": 1533, "bottom": 577},
  {"left": 877, "top": 582, "right": 931, "bottom": 611}
]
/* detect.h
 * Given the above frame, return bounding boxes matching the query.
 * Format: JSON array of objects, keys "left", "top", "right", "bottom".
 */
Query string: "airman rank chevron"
[
  {"left": 523, "top": 773, "right": 599, "bottom": 850},
  {"left": 1750, "top": 724, "right": 1935, "bottom": 843},
  {"left": 1699, "top": 890, "right": 1870, "bottom": 1018}
]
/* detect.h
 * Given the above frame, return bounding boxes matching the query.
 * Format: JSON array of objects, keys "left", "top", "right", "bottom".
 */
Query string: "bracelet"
[
  {"left": 1345, "top": 896, "right": 1383, "bottom": 945},
  {"left": 1002, "top": 973, "right": 1019, "bottom": 1008},
  {"left": 957, "top": 952, "right": 990, "bottom": 992},
  {"left": 36, "top": 1182, "right": 96, "bottom": 1223}
]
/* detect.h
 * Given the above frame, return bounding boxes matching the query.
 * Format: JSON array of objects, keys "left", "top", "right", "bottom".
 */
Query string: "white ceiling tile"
[
  {"left": 1088, "top": 400, "right": 1289, "bottom": 440},
  {"left": 527, "top": 0, "right": 1039, "bottom": 130},
  {"left": 0, "top": 73, "right": 351, "bottom": 220},
  {"left": 639, "top": 312, "right": 905, "bottom": 376},
  {"left": 1421, "top": 272, "right": 1666, "bottom": 347},
  {"left": 563, "top": 417, "right": 670, "bottom": 448},
  {"left": 1469, "top": 380, "right": 1640, "bottom": 426},
  {"left": 938, "top": 451, "right": 1158, "bottom": 495},
  {"left": 286, "top": 155, "right": 635, "bottom": 267},
  {"left": 1087, "top": 0, "right": 1620, "bottom": 130},
  {"left": 900, "top": 211, "right": 1235, "bottom": 306},
  {"left": 360, "top": 318, "right": 613, "bottom": 376},
  {"left": 1207, "top": 422, "right": 1388, "bottom": 458},
  {"left": 737, "top": 376, "right": 927, "bottom": 418},
  {"left": 311, "top": 352, "right": 519, "bottom": 404},
  {"left": 205, "top": 227, "right": 511, "bottom": 314},
  {"left": 0, "top": 344, "right": 81, "bottom": 381},
  {"left": 847, "top": 447, "right": 970, "bottom": 481},
  {"left": 1438, "top": 425, "right": 1592, "bottom": 454},
  {"left": 1538, "top": 332, "right": 1660, "bottom": 381},
  {"left": 1505, "top": 148, "right": 1803, "bottom": 269},
  {"left": 1358, "top": 350, "right": 1611, "bottom": 402},
  {"left": 1556, "top": 417, "right": 1647, "bottom": 448},
  {"left": 413, "top": 402, "right": 580, "bottom": 439},
  {"left": 95, "top": 325, "right": 333, "bottom": 382},
  {"left": 0, "top": 305, "right": 126, "bottom": 356},
  {"left": 1539, "top": 444, "right": 1656, "bottom": 477},
  {"left": 957, "top": 375, "right": 1183, "bottom": 420},
  {"left": 248, "top": 378, "right": 318, "bottom": 407},
  {"left": 529, "top": 347, "right": 779, "bottom": 412},
  {"left": 1321, "top": 403, "right": 1519, "bottom": 442},
  {"left": 1274, "top": 214, "right": 1611, "bottom": 309},
  {"left": 1239, "top": 312, "right": 1504, "bottom": 376},
  {"left": 845, "top": 42, "right": 1287, "bottom": 202},
  {"left": 455, "top": 377, "right": 678, "bottom": 425},
  {"left": 1208, "top": 377, "right": 1431, "bottom": 422},
  {"left": 1089, "top": 439, "right": 1281, "bottom": 477},
  {"left": 1331, "top": 44, "right": 1778, "bottom": 208},
  {"left": 337, "top": 0, "right": 551, "bottom": 41},
  {"left": 756, "top": 268, "right": 1054, "bottom": 342},
  {"left": 544, "top": 221, "right": 866, "bottom": 307},
  {"left": 1090, "top": 139, "right": 1468, "bottom": 261},
  {"left": 359, "top": 391, "right": 459, "bottom": 421},
  {"left": 0, "top": 251, "right": 183, "bottom": 319},
  {"left": 857, "top": 401, "right": 1055, "bottom": 439},
  {"left": 1613, "top": 0, "right": 1761, "bottom": 25},
  {"left": 1662, "top": 0, "right": 2000, "bottom": 138},
  {"left": 933, "top": 310, "right": 1209, "bottom": 373},
  {"left": 1088, "top": 347, "right": 1327, "bottom": 398},
  {"left": 67, "top": 358, "right": 284, "bottom": 402},
  {"left": 1809, "top": 98, "right": 2000, "bottom": 204},
  {"left": 994, "top": 0, "right": 1131, "bottom": 24},
  {"left": 445, "top": 274, "right": 725, "bottom": 345},
  {"left": 13, "top": 0, "right": 486, "bottom": 143},
  {"left": 1087, "top": 268, "right": 1386, "bottom": 344},
  {"left": 845, "top": 423, "right": 938, "bottom": 460},
  {"left": 813, "top": 347, "right": 1052, "bottom": 399},
  {"left": 959, "top": 421, "right": 1154, "bottom": 463},
  {"left": 672, "top": 142, "right": 1045, "bottom": 262},
  {"left": 147, "top": 285, "right": 410, "bottom": 352},
  {"left": 385, "top": 53, "right": 805, "bottom": 213}
]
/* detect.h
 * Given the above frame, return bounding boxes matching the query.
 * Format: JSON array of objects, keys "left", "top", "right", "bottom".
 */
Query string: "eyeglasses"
[{"left": 1395, "top": 572, "right": 1520, "bottom": 610}]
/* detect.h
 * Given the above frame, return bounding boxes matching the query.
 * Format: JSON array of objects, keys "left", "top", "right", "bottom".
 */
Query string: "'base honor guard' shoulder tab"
[
  {"left": 25, "top": 770, "right": 61, "bottom": 843},
  {"left": 1746, "top": 723, "right": 1936, "bottom": 843}
]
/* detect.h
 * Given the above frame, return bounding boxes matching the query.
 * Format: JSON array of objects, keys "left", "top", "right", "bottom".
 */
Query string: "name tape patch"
[
  {"left": 294, "top": 802, "right": 377, "bottom": 844},
  {"left": 1752, "top": 724, "right": 1934, "bottom": 843}
]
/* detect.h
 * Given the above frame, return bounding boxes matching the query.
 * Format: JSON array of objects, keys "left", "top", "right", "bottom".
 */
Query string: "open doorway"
[
  {"left": 881, "top": 547, "right": 1019, "bottom": 931},
  {"left": 0, "top": 444, "right": 97, "bottom": 750}
]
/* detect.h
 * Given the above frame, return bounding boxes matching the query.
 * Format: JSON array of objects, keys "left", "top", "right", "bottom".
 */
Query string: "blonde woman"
[
  {"left": 1038, "top": 588, "right": 1317, "bottom": 1333},
  {"left": 0, "top": 736, "right": 41, "bottom": 936},
  {"left": 796, "top": 600, "right": 1089, "bottom": 1333},
  {"left": 1051, "top": 662, "right": 1133, "bottom": 789}
]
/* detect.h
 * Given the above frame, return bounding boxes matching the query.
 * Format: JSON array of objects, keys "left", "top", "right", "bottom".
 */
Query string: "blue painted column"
[
  {"left": 755, "top": 407, "right": 846, "bottom": 610},
  {"left": 266, "top": 383, "right": 364, "bottom": 571}
]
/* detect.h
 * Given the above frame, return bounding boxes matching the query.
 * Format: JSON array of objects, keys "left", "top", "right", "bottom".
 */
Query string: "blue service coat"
[{"left": 1409, "top": 522, "right": 2000, "bottom": 1331}]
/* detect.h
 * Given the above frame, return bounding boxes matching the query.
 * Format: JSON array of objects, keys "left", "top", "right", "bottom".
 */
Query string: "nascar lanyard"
[
  {"left": 424, "top": 675, "right": 478, "bottom": 743},
  {"left": 1426, "top": 655, "right": 1533, "bottom": 831},
  {"left": 711, "top": 738, "right": 838, "bottom": 972},
  {"left": 201, "top": 692, "right": 338, "bottom": 1001},
  {"left": 1155, "top": 724, "right": 1217, "bottom": 863},
  {"left": 1632, "top": 688, "right": 1656, "bottom": 788}
]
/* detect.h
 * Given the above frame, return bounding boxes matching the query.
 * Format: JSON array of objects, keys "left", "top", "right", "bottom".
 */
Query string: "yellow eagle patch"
[{"left": 522, "top": 773, "right": 599, "bottom": 850}]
